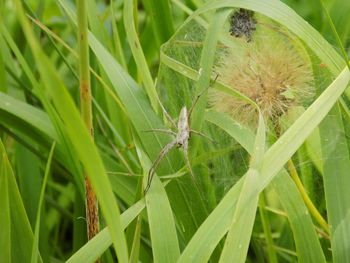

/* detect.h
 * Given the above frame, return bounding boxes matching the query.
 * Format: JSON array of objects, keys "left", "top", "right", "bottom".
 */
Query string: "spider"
[
  {"left": 229, "top": 8, "right": 257, "bottom": 42},
  {"left": 144, "top": 76, "right": 218, "bottom": 193}
]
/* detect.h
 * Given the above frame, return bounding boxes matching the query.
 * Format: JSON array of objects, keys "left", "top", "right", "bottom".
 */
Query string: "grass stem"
[
  {"left": 258, "top": 192, "right": 278, "bottom": 263},
  {"left": 76, "top": 0, "right": 100, "bottom": 252},
  {"left": 287, "top": 159, "right": 329, "bottom": 233}
]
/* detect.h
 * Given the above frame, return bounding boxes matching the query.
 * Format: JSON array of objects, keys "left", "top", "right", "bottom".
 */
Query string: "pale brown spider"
[{"left": 144, "top": 76, "right": 218, "bottom": 193}]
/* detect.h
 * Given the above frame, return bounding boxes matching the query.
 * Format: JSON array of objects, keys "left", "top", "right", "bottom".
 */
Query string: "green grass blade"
[
  {"left": 219, "top": 170, "right": 260, "bottom": 262},
  {"left": 0, "top": 38, "right": 6, "bottom": 92},
  {"left": 123, "top": 0, "right": 158, "bottom": 112},
  {"left": 85, "top": 0, "right": 132, "bottom": 165},
  {"left": 328, "top": 0, "right": 350, "bottom": 45},
  {"left": 142, "top": 0, "right": 174, "bottom": 47},
  {"left": 0, "top": 138, "right": 42, "bottom": 263},
  {"left": 259, "top": 70, "right": 350, "bottom": 263},
  {"left": 181, "top": 107, "right": 330, "bottom": 262},
  {"left": 88, "top": 31, "right": 176, "bottom": 172},
  {"left": 249, "top": 114, "right": 265, "bottom": 169},
  {"left": 110, "top": 0, "right": 127, "bottom": 69},
  {"left": 86, "top": 0, "right": 110, "bottom": 49},
  {"left": 0, "top": 92, "right": 58, "bottom": 141},
  {"left": 67, "top": 200, "right": 145, "bottom": 263},
  {"left": 135, "top": 136, "right": 180, "bottom": 262},
  {"left": 143, "top": 166, "right": 180, "bottom": 262},
  {"left": 259, "top": 67, "right": 349, "bottom": 188},
  {"left": 272, "top": 171, "right": 326, "bottom": 263},
  {"left": 317, "top": 4, "right": 350, "bottom": 262},
  {"left": 13, "top": 1, "right": 129, "bottom": 261},
  {"left": 205, "top": 110, "right": 255, "bottom": 154},
  {"left": 15, "top": 145, "right": 42, "bottom": 228},
  {"left": 177, "top": 177, "right": 244, "bottom": 262},
  {"left": 0, "top": 140, "right": 11, "bottom": 262},
  {"left": 56, "top": 0, "right": 209, "bottom": 244},
  {"left": 203, "top": 109, "right": 326, "bottom": 262},
  {"left": 319, "top": 0, "right": 350, "bottom": 70},
  {"left": 0, "top": 92, "right": 82, "bottom": 194},
  {"left": 129, "top": 215, "right": 142, "bottom": 263},
  {"left": 31, "top": 142, "right": 56, "bottom": 263},
  {"left": 56, "top": 0, "right": 177, "bottom": 182},
  {"left": 319, "top": 105, "right": 350, "bottom": 263},
  {"left": 1, "top": 24, "right": 84, "bottom": 194},
  {"left": 258, "top": 193, "right": 278, "bottom": 263},
  {"left": 219, "top": 115, "right": 265, "bottom": 262},
  {"left": 87, "top": 30, "right": 209, "bottom": 243},
  {"left": 190, "top": 8, "right": 231, "bottom": 153},
  {"left": 181, "top": 62, "right": 349, "bottom": 261}
]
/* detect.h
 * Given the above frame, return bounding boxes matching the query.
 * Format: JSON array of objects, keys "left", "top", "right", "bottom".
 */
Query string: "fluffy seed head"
[{"left": 209, "top": 25, "right": 314, "bottom": 127}]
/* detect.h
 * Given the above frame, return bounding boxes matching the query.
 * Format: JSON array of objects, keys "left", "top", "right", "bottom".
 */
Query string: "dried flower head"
[{"left": 209, "top": 31, "right": 314, "bottom": 126}]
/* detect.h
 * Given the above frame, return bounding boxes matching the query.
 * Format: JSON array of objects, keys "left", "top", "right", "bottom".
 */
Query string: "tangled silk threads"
[{"left": 209, "top": 21, "right": 314, "bottom": 126}]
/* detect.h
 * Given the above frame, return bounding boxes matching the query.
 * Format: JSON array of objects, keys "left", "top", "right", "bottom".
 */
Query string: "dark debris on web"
[{"left": 229, "top": 8, "right": 257, "bottom": 42}]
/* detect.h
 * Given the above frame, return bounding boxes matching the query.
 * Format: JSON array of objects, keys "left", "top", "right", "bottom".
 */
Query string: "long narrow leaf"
[
  {"left": 142, "top": 0, "right": 174, "bottom": 46},
  {"left": 13, "top": 1, "right": 129, "bottom": 261},
  {"left": 123, "top": 0, "right": 158, "bottom": 111},
  {"left": 219, "top": 115, "right": 265, "bottom": 262},
  {"left": 31, "top": 142, "right": 56, "bottom": 263},
  {"left": 67, "top": 200, "right": 145, "bottom": 263},
  {"left": 0, "top": 138, "right": 42, "bottom": 262},
  {"left": 56, "top": 0, "right": 209, "bottom": 246}
]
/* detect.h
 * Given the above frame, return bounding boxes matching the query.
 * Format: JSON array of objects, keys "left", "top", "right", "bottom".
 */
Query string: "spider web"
[{"left": 156, "top": 8, "right": 349, "bottom": 212}]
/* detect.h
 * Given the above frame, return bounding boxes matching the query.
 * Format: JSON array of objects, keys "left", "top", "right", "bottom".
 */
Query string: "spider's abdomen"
[{"left": 177, "top": 106, "right": 190, "bottom": 142}]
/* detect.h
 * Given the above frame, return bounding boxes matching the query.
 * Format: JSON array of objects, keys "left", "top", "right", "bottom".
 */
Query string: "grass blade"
[
  {"left": 317, "top": 4, "right": 350, "bottom": 262},
  {"left": 123, "top": 0, "right": 158, "bottom": 111},
  {"left": 31, "top": 142, "right": 56, "bottom": 263},
  {"left": 0, "top": 141, "right": 11, "bottom": 262},
  {"left": 0, "top": 92, "right": 58, "bottom": 141},
  {"left": 179, "top": 64, "right": 349, "bottom": 261},
  {"left": 0, "top": 138, "right": 42, "bottom": 262},
  {"left": 142, "top": 0, "right": 174, "bottom": 47},
  {"left": 190, "top": 8, "right": 231, "bottom": 136},
  {"left": 13, "top": 1, "right": 129, "bottom": 260},
  {"left": 136, "top": 139, "right": 180, "bottom": 262},
  {"left": 67, "top": 200, "right": 145, "bottom": 263},
  {"left": 219, "top": 115, "right": 265, "bottom": 262},
  {"left": 319, "top": 105, "right": 350, "bottom": 263},
  {"left": 272, "top": 171, "right": 326, "bottom": 263},
  {"left": 205, "top": 110, "right": 255, "bottom": 154},
  {"left": 87, "top": 28, "right": 208, "bottom": 244}
]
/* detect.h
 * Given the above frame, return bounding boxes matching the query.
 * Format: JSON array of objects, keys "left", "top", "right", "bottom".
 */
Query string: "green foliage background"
[{"left": 1, "top": 0, "right": 350, "bottom": 262}]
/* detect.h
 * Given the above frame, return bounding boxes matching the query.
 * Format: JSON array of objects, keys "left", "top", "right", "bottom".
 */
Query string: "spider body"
[
  {"left": 176, "top": 106, "right": 190, "bottom": 147},
  {"left": 144, "top": 106, "right": 194, "bottom": 194},
  {"left": 144, "top": 76, "right": 218, "bottom": 194}
]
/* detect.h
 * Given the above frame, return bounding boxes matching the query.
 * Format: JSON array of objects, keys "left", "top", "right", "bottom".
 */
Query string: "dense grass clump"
[{"left": 1, "top": 0, "right": 350, "bottom": 262}]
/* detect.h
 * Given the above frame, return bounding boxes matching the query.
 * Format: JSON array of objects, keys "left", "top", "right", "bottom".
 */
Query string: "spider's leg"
[
  {"left": 187, "top": 91, "right": 204, "bottom": 120},
  {"left": 183, "top": 141, "right": 204, "bottom": 196},
  {"left": 155, "top": 94, "right": 177, "bottom": 128},
  {"left": 188, "top": 74, "right": 219, "bottom": 118},
  {"left": 145, "top": 140, "right": 177, "bottom": 193},
  {"left": 183, "top": 141, "right": 196, "bottom": 182},
  {"left": 190, "top": 129, "right": 216, "bottom": 143},
  {"left": 143, "top": 129, "right": 176, "bottom": 136}
]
